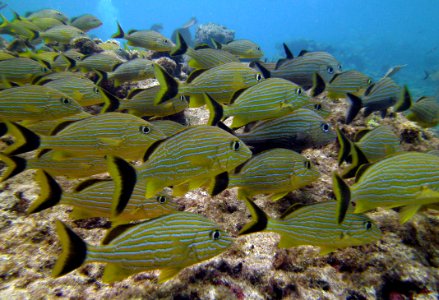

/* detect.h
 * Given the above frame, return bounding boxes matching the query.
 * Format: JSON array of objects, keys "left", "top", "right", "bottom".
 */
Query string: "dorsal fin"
[
  {"left": 229, "top": 88, "right": 247, "bottom": 104},
  {"left": 50, "top": 120, "right": 81, "bottom": 136},
  {"left": 102, "top": 221, "right": 147, "bottom": 245},
  {"left": 252, "top": 61, "right": 271, "bottom": 79},
  {"left": 194, "top": 43, "right": 211, "bottom": 50},
  {"left": 142, "top": 138, "right": 167, "bottom": 162},
  {"left": 127, "top": 88, "right": 144, "bottom": 99},
  {"left": 283, "top": 43, "right": 294, "bottom": 59},
  {"left": 354, "top": 162, "right": 373, "bottom": 183},
  {"left": 298, "top": 50, "right": 309, "bottom": 56},
  {"left": 186, "top": 69, "right": 206, "bottom": 83},
  {"left": 280, "top": 203, "right": 304, "bottom": 219},
  {"left": 127, "top": 29, "right": 138, "bottom": 35},
  {"left": 353, "top": 128, "right": 371, "bottom": 142},
  {"left": 74, "top": 178, "right": 111, "bottom": 193}
]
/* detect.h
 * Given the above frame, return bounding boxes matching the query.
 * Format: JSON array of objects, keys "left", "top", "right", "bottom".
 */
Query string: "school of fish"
[{"left": 0, "top": 7, "right": 438, "bottom": 285}]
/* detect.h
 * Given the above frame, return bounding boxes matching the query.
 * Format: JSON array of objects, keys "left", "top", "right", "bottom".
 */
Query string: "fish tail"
[
  {"left": 253, "top": 61, "right": 271, "bottom": 79},
  {"left": 345, "top": 93, "right": 363, "bottom": 124},
  {"left": 393, "top": 85, "right": 412, "bottom": 112},
  {"left": 0, "top": 122, "right": 7, "bottom": 137},
  {"left": 310, "top": 72, "right": 326, "bottom": 97},
  {"left": 27, "top": 170, "right": 62, "bottom": 214},
  {"left": 111, "top": 21, "right": 125, "bottom": 38},
  {"left": 209, "top": 171, "right": 229, "bottom": 196},
  {"left": 341, "top": 143, "right": 369, "bottom": 179},
  {"left": 106, "top": 155, "right": 137, "bottom": 217},
  {"left": 211, "top": 38, "right": 222, "bottom": 49},
  {"left": 423, "top": 71, "right": 429, "bottom": 80},
  {"left": 170, "top": 31, "right": 188, "bottom": 56},
  {"left": 52, "top": 220, "right": 88, "bottom": 278},
  {"left": 239, "top": 197, "right": 269, "bottom": 235},
  {"left": 100, "top": 88, "right": 120, "bottom": 113},
  {"left": 204, "top": 93, "right": 224, "bottom": 126},
  {"left": 153, "top": 64, "right": 179, "bottom": 105},
  {"left": 332, "top": 172, "right": 351, "bottom": 224},
  {"left": 2, "top": 121, "right": 41, "bottom": 155},
  {"left": 335, "top": 127, "right": 352, "bottom": 166},
  {"left": 0, "top": 152, "right": 27, "bottom": 182}
]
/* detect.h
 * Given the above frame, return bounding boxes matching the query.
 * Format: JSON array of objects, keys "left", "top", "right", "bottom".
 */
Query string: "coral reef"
[{"left": 195, "top": 23, "right": 235, "bottom": 47}]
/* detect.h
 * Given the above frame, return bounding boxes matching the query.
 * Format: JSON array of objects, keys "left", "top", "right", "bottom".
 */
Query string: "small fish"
[
  {"left": 0, "top": 85, "right": 82, "bottom": 121},
  {"left": 108, "top": 58, "right": 155, "bottom": 86},
  {"left": 154, "top": 62, "right": 264, "bottom": 107},
  {"left": 51, "top": 50, "right": 85, "bottom": 71},
  {"left": 271, "top": 50, "right": 342, "bottom": 89},
  {"left": 39, "top": 76, "right": 114, "bottom": 107},
  {"left": 336, "top": 125, "right": 402, "bottom": 178},
  {"left": 383, "top": 64, "right": 407, "bottom": 78},
  {"left": 40, "top": 25, "right": 87, "bottom": 44},
  {"left": 402, "top": 96, "right": 439, "bottom": 128},
  {"left": 181, "top": 17, "right": 197, "bottom": 29},
  {"left": 0, "top": 57, "right": 50, "bottom": 83},
  {"left": 26, "top": 9, "right": 69, "bottom": 23},
  {"left": 334, "top": 152, "right": 439, "bottom": 224},
  {"left": 345, "top": 77, "right": 408, "bottom": 124},
  {"left": 28, "top": 170, "right": 178, "bottom": 225},
  {"left": 116, "top": 86, "right": 188, "bottom": 118},
  {"left": 205, "top": 78, "right": 310, "bottom": 129},
  {"left": 75, "top": 53, "right": 124, "bottom": 72},
  {"left": 171, "top": 32, "right": 239, "bottom": 70},
  {"left": 3, "top": 112, "right": 166, "bottom": 161},
  {"left": 107, "top": 125, "right": 252, "bottom": 212},
  {"left": 149, "top": 120, "right": 185, "bottom": 137},
  {"left": 0, "top": 15, "right": 39, "bottom": 40},
  {"left": 326, "top": 70, "right": 373, "bottom": 99},
  {"left": 237, "top": 108, "right": 336, "bottom": 153},
  {"left": 112, "top": 22, "right": 175, "bottom": 52},
  {"left": 213, "top": 39, "right": 264, "bottom": 60},
  {"left": 229, "top": 148, "right": 320, "bottom": 201},
  {"left": 0, "top": 149, "right": 107, "bottom": 182},
  {"left": 239, "top": 199, "right": 381, "bottom": 255},
  {"left": 52, "top": 212, "right": 233, "bottom": 282},
  {"left": 70, "top": 14, "right": 102, "bottom": 32}
]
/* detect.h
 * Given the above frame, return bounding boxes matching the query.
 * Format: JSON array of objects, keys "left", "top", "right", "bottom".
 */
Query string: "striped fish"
[
  {"left": 271, "top": 51, "right": 342, "bottom": 89},
  {"left": 0, "top": 15, "right": 39, "bottom": 40},
  {"left": 52, "top": 50, "right": 85, "bottom": 71},
  {"left": 326, "top": 70, "right": 372, "bottom": 99},
  {"left": 29, "top": 17, "right": 65, "bottom": 31},
  {"left": 149, "top": 120, "right": 185, "bottom": 137},
  {"left": 213, "top": 39, "right": 264, "bottom": 60},
  {"left": 3, "top": 112, "right": 166, "bottom": 161},
  {"left": 40, "top": 25, "right": 87, "bottom": 44},
  {"left": 117, "top": 86, "right": 188, "bottom": 118},
  {"left": 26, "top": 9, "right": 68, "bottom": 22},
  {"left": 240, "top": 199, "right": 381, "bottom": 255},
  {"left": 0, "top": 150, "right": 107, "bottom": 182},
  {"left": 0, "top": 85, "right": 82, "bottom": 121},
  {"left": 154, "top": 62, "right": 264, "bottom": 108},
  {"left": 108, "top": 58, "right": 154, "bottom": 86},
  {"left": 112, "top": 22, "right": 174, "bottom": 52},
  {"left": 28, "top": 170, "right": 178, "bottom": 225},
  {"left": 70, "top": 14, "right": 102, "bottom": 32},
  {"left": 40, "top": 76, "right": 111, "bottom": 107},
  {"left": 171, "top": 32, "right": 239, "bottom": 69},
  {"left": 345, "top": 77, "right": 405, "bottom": 124},
  {"left": 205, "top": 78, "right": 310, "bottom": 129},
  {"left": 334, "top": 152, "right": 439, "bottom": 224},
  {"left": 404, "top": 96, "right": 439, "bottom": 128},
  {"left": 229, "top": 148, "right": 320, "bottom": 201},
  {"left": 52, "top": 212, "right": 233, "bottom": 282},
  {"left": 107, "top": 125, "right": 252, "bottom": 212},
  {"left": 34, "top": 71, "right": 87, "bottom": 82},
  {"left": 337, "top": 125, "right": 401, "bottom": 170},
  {"left": 76, "top": 53, "right": 123, "bottom": 73},
  {"left": 0, "top": 57, "right": 50, "bottom": 83},
  {"left": 237, "top": 108, "right": 336, "bottom": 153}
]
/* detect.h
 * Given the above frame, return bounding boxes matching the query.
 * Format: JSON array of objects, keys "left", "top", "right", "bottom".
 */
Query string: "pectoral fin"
[
  {"left": 398, "top": 205, "right": 422, "bottom": 224},
  {"left": 158, "top": 267, "right": 183, "bottom": 283},
  {"left": 102, "top": 263, "right": 140, "bottom": 283}
]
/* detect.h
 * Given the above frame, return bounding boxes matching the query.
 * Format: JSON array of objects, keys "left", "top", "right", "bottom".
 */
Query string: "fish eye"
[
  {"left": 303, "top": 160, "right": 311, "bottom": 169},
  {"left": 180, "top": 95, "right": 187, "bottom": 102},
  {"left": 255, "top": 73, "right": 262, "bottom": 81},
  {"left": 257, "top": 47, "right": 260, "bottom": 50},
  {"left": 163, "top": 39, "right": 168, "bottom": 44},
  {"left": 321, "top": 123, "right": 330, "bottom": 132},
  {"left": 76, "top": 56, "right": 82, "bottom": 60},
  {"left": 210, "top": 230, "right": 221, "bottom": 240},
  {"left": 314, "top": 103, "right": 322, "bottom": 110},
  {"left": 93, "top": 87, "right": 99, "bottom": 94},
  {"left": 364, "top": 221, "right": 372, "bottom": 230},
  {"left": 139, "top": 125, "right": 151, "bottom": 134},
  {"left": 338, "top": 65, "right": 342, "bottom": 71},
  {"left": 327, "top": 66, "right": 334, "bottom": 74},
  {"left": 296, "top": 88, "right": 302, "bottom": 95},
  {"left": 41, "top": 67, "right": 48, "bottom": 72},
  {"left": 367, "top": 79, "right": 372, "bottom": 84},
  {"left": 156, "top": 195, "right": 167, "bottom": 204},
  {"left": 60, "top": 97, "right": 71, "bottom": 104},
  {"left": 231, "top": 140, "right": 241, "bottom": 151}
]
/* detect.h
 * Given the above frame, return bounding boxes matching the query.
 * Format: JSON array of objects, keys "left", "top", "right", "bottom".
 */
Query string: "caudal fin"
[
  {"left": 153, "top": 64, "right": 179, "bottom": 105},
  {"left": 345, "top": 93, "right": 363, "bottom": 124},
  {"left": 310, "top": 73, "right": 326, "bottom": 97},
  {"left": 335, "top": 127, "right": 352, "bottom": 166},
  {"left": 332, "top": 172, "right": 351, "bottom": 224},
  {"left": 0, "top": 153, "right": 27, "bottom": 182},
  {"left": 393, "top": 85, "right": 412, "bottom": 112},
  {"left": 204, "top": 93, "right": 224, "bottom": 126},
  {"left": 111, "top": 21, "right": 125, "bottom": 39},
  {"left": 52, "top": 220, "right": 87, "bottom": 277},
  {"left": 27, "top": 170, "right": 62, "bottom": 214},
  {"left": 106, "top": 155, "right": 137, "bottom": 217},
  {"left": 3, "top": 121, "right": 40, "bottom": 155},
  {"left": 239, "top": 198, "right": 269, "bottom": 235},
  {"left": 170, "top": 31, "right": 188, "bottom": 56}
]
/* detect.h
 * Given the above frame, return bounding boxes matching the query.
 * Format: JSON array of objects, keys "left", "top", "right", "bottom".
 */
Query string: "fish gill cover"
[{"left": 0, "top": 0, "right": 438, "bottom": 299}]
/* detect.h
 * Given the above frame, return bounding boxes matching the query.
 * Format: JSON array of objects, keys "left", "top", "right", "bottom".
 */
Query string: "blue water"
[{"left": 3, "top": 0, "right": 439, "bottom": 96}]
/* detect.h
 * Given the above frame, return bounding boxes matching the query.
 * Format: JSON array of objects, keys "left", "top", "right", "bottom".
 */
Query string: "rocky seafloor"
[{"left": 0, "top": 87, "right": 438, "bottom": 300}]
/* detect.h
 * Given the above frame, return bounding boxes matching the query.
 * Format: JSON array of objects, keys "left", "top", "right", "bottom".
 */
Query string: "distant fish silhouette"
[
  {"left": 0, "top": 2, "right": 7, "bottom": 10},
  {"left": 150, "top": 23, "right": 163, "bottom": 32},
  {"left": 171, "top": 17, "right": 197, "bottom": 47}
]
